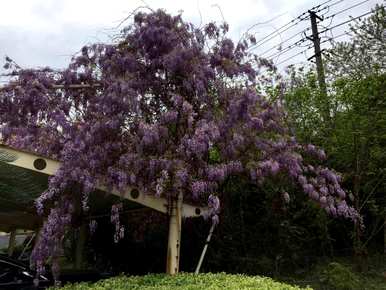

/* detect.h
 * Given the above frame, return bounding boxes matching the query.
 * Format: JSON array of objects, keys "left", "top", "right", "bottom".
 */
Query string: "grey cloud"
[{"left": 0, "top": 24, "right": 110, "bottom": 72}]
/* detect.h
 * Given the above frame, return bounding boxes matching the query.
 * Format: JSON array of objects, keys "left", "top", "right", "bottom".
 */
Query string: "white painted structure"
[{"left": 0, "top": 145, "right": 209, "bottom": 274}]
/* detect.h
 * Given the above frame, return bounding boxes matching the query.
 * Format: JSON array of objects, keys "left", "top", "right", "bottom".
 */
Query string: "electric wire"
[
  {"left": 260, "top": 8, "right": 372, "bottom": 64},
  {"left": 319, "top": 0, "right": 346, "bottom": 12},
  {"left": 324, "top": 0, "right": 371, "bottom": 20},
  {"left": 246, "top": 1, "right": 331, "bottom": 51},
  {"left": 275, "top": 47, "right": 312, "bottom": 66},
  {"left": 255, "top": 0, "right": 377, "bottom": 58},
  {"left": 321, "top": 31, "right": 351, "bottom": 44},
  {"left": 265, "top": 37, "right": 308, "bottom": 59},
  {"left": 258, "top": 27, "right": 311, "bottom": 56},
  {"left": 248, "top": 0, "right": 346, "bottom": 53},
  {"left": 248, "top": 19, "right": 307, "bottom": 51},
  {"left": 320, "top": 8, "right": 381, "bottom": 34},
  {"left": 252, "top": 0, "right": 348, "bottom": 56},
  {"left": 259, "top": 5, "right": 381, "bottom": 68},
  {"left": 254, "top": 1, "right": 383, "bottom": 70}
]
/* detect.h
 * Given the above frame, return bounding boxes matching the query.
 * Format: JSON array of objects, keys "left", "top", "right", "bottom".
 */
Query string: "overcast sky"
[{"left": 0, "top": 0, "right": 382, "bottom": 77}]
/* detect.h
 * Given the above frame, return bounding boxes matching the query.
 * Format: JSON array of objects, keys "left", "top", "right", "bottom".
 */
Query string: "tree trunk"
[{"left": 352, "top": 126, "right": 368, "bottom": 272}]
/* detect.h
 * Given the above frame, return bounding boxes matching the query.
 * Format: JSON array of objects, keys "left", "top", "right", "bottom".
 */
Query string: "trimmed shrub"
[{"left": 53, "top": 273, "right": 312, "bottom": 290}]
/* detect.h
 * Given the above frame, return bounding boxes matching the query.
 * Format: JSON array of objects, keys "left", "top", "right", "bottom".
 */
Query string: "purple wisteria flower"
[{"left": 0, "top": 8, "right": 360, "bottom": 278}]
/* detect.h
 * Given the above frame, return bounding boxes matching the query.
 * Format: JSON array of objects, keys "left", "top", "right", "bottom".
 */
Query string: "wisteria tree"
[{"left": 0, "top": 9, "right": 360, "bottom": 280}]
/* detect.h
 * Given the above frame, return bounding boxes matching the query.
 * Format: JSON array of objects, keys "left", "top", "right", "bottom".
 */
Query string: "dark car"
[
  {"left": 0, "top": 254, "right": 103, "bottom": 289},
  {"left": 0, "top": 254, "right": 49, "bottom": 289}
]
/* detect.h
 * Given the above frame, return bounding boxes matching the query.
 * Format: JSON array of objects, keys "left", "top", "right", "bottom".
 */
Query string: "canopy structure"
[
  {"left": 0, "top": 145, "right": 209, "bottom": 274},
  {"left": 0, "top": 161, "right": 46, "bottom": 232}
]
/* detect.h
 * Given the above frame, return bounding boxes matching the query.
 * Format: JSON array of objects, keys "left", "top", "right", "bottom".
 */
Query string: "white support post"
[{"left": 166, "top": 193, "right": 182, "bottom": 274}]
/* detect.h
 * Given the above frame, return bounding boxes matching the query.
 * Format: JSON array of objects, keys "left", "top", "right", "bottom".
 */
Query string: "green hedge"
[{"left": 54, "top": 273, "right": 312, "bottom": 290}]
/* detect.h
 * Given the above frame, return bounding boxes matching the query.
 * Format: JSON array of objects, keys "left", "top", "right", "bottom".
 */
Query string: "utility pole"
[
  {"left": 308, "top": 10, "right": 330, "bottom": 125},
  {"left": 308, "top": 10, "right": 327, "bottom": 97}
]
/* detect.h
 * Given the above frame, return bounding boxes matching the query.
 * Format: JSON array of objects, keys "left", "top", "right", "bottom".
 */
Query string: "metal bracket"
[{"left": 307, "top": 49, "right": 325, "bottom": 61}]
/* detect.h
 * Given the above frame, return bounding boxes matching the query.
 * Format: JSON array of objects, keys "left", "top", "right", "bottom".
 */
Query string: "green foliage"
[
  {"left": 319, "top": 262, "right": 360, "bottom": 290},
  {"left": 281, "top": 4, "right": 386, "bottom": 256},
  {"left": 209, "top": 146, "right": 221, "bottom": 163},
  {"left": 51, "top": 273, "right": 312, "bottom": 290},
  {"left": 281, "top": 255, "right": 386, "bottom": 290},
  {"left": 201, "top": 178, "right": 333, "bottom": 277},
  {"left": 324, "top": 5, "right": 385, "bottom": 80},
  {"left": 283, "top": 70, "right": 386, "bottom": 253}
]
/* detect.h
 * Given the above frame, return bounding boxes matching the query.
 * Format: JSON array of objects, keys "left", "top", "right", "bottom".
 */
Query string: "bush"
[
  {"left": 53, "top": 273, "right": 312, "bottom": 290},
  {"left": 319, "top": 262, "right": 360, "bottom": 290}
]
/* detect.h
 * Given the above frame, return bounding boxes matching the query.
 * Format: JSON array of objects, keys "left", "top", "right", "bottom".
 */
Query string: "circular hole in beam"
[
  {"left": 33, "top": 158, "right": 47, "bottom": 171},
  {"left": 195, "top": 208, "right": 201, "bottom": 215},
  {"left": 130, "top": 188, "right": 140, "bottom": 199}
]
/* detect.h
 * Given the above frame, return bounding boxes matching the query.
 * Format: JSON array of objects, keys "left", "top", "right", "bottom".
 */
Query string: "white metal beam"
[{"left": 0, "top": 145, "right": 208, "bottom": 218}]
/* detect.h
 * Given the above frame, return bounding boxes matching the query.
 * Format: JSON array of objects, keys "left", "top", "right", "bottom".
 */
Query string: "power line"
[
  {"left": 310, "top": 0, "right": 337, "bottom": 12},
  {"left": 248, "top": 19, "right": 307, "bottom": 51},
  {"left": 275, "top": 48, "right": 311, "bottom": 66},
  {"left": 258, "top": 27, "right": 311, "bottom": 56},
  {"left": 307, "top": 0, "right": 345, "bottom": 18},
  {"left": 255, "top": 4, "right": 380, "bottom": 69},
  {"left": 315, "top": 0, "right": 336, "bottom": 7},
  {"left": 265, "top": 37, "right": 308, "bottom": 59},
  {"left": 266, "top": 25, "right": 351, "bottom": 62},
  {"left": 261, "top": 10, "right": 358, "bottom": 62},
  {"left": 324, "top": 0, "right": 371, "bottom": 20},
  {"left": 321, "top": 0, "right": 346, "bottom": 10},
  {"left": 245, "top": 2, "right": 379, "bottom": 72},
  {"left": 252, "top": 19, "right": 310, "bottom": 51},
  {"left": 242, "top": 12, "right": 288, "bottom": 40},
  {"left": 253, "top": 2, "right": 382, "bottom": 70},
  {"left": 321, "top": 31, "right": 351, "bottom": 44},
  {"left": 320, "top": 9, "right": 380, "bottom": 34},
  {"left": 250, "top": 0, "right": 345, "bottom": 55},
  {"left": 317, "top": 4, "right": 384, "bottom": 43},
  {"left": 252, "top": 48, "right": 310, "bottom": 74},
  {"left": 247, "top": 0, "right": 333, "bottom": 51},
  {"left": 320, "top": 13, "right": 335, "bottom": 30}
]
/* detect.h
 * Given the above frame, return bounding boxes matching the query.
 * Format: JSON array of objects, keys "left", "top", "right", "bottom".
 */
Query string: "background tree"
[
  {"left": 324, "top": 4, "right": 386, "bottom": 80},
  {"left": 282, "top": 4, "right": 386, "bottom": 267}
]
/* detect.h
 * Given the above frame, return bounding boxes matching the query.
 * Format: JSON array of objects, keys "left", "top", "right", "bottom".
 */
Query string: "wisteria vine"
[{"left": 0, "top": 9, "right": 360, "bottom": 280}]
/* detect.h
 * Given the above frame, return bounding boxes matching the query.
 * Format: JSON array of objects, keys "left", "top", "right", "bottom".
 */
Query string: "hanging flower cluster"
[{"left": 0, "top": 9, "right": 360, "bottom": 279}]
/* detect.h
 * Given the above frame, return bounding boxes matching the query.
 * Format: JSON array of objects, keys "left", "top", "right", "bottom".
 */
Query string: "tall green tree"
[
  {"left": 282, "top": 4, "right": 386, "bottom": 261},
  {"left": 325, "top": 4, "right": 386, "bottom": 80}
]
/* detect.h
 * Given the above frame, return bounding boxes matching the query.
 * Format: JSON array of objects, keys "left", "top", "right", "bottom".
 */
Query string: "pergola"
[{"left": 0, "top": 144, "right": 209, "bottom": 274}]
